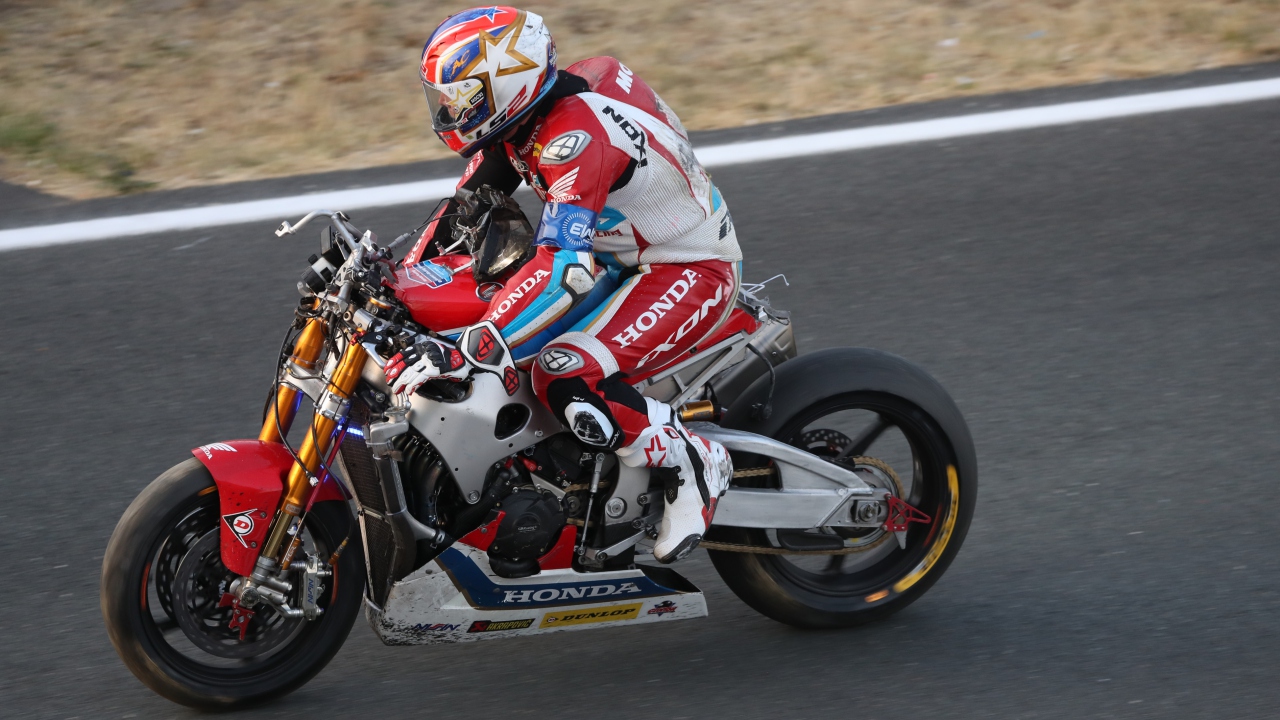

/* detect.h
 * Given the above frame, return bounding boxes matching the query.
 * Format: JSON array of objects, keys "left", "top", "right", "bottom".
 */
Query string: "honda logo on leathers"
[
  {"left": 636, "top": 283, "right": 725, "bottom": 368},
  {"left": 487, "top": 269, "right": 550, "bottom": 321},
  {"left": 500, "top": 581, "right": 642, "bottom": 603},
  {"left": 611, "top": 269, "right": 700, "bottom": 349}
]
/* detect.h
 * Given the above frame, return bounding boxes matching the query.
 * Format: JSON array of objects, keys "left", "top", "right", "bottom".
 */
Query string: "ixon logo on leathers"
[{"left": 499, "top": 582, "right": 643, "bottom": 604}]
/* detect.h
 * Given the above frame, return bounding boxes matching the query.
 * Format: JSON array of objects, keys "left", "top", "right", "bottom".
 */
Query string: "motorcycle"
[{"left": 101, "top": 193, "right": 978, "bottom": 709}]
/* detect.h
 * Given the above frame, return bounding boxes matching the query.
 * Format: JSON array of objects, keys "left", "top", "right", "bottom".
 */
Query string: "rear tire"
[
  {"left": 101, "top": 458, "right": 364, "bottom": 709},
  {"left": 709, "top": 348, "right": 977, "bottom": 628}
]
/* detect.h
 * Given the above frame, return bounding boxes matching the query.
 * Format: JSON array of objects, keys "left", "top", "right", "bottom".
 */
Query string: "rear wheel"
[
  {"left": 101, "top": 458, "right": 364, "bottom": 709},
  {"left": 710, "top": 349, "right": 976, "bottom": 628}
]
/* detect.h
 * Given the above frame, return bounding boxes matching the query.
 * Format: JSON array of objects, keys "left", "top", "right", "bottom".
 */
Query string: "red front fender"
[{"left": 191, "top": 440, "right": 349, "bottom": 576}]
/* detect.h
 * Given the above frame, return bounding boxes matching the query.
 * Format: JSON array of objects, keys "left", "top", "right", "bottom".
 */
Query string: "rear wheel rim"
[{"left": 739, "top": 392, "right": 961, "bottom": 603}]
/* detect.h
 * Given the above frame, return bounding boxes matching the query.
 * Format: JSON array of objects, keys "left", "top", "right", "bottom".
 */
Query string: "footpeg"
[{"left": 630, "top": 519, "right": 659, "bottom": 540}]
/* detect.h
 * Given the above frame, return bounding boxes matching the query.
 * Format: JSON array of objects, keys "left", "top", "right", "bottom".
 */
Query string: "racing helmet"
[{"left": 420, "top": 7, "right": 557, "bottom": 157}]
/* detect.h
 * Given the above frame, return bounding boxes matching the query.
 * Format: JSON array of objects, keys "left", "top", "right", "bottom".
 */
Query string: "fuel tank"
[{"left": 393, "top": 254, "right": 500, "bottom": 334}]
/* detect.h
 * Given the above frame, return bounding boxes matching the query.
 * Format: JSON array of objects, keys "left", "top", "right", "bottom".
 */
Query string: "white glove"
[{"left": 383, "top": 338, "right": 467, "bottom": 396}]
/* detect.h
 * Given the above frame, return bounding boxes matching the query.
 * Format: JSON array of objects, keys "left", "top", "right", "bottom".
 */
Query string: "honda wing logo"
[
  {"left": 546, "top": 167, "right": 581, "bottom": 203},
  {"left": 198, "top": 442, "right": 237, "bottom": 459}
]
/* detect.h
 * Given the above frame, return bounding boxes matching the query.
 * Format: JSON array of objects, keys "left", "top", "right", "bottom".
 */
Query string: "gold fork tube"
[
  {"left": 262, "top": 340, "right": 368, "bottom": 559},
  {"left": 258, "top": 318, "right": 327, "bottom": 443}
]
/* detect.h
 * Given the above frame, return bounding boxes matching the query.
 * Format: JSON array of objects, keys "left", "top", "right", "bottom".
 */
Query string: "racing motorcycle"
[{"left": 101, "top": 191, "right": 978, "bottom": 708}]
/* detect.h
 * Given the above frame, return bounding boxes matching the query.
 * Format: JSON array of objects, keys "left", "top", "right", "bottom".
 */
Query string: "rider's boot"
[{"left": 616, "top": 398, "right": 732, "bottom": 563}]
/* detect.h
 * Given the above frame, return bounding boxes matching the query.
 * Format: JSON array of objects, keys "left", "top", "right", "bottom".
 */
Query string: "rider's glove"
[{"left": 384, "top": 338, "right": 467, "bottom": 396}]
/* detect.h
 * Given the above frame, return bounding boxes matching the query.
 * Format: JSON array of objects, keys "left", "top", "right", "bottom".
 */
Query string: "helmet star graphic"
[
  {"left": 464, "top": 12, "right": 540, "bottom": 83},
  {"left": 420, "top": 7, "right": 556, "bottom": 155}
]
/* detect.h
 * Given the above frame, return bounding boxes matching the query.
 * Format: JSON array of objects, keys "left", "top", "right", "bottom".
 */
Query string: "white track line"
[{"left": 3, "top": 76, "right": 1279, "bottom": 252}]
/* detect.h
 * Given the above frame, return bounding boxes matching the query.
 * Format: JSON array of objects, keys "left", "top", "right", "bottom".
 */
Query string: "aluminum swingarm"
[{"left": 696, "top": 424, "right": 895, "bottom": 531}]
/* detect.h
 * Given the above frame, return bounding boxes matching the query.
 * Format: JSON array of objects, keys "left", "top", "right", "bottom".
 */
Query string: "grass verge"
[{"left": 1, "top": 0, "right": 1278, "bottom": 198}]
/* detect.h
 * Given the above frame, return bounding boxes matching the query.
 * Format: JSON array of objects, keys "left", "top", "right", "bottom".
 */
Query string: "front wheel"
[
  {"left": 710, "top": 348, "right": 977, "bottom": 628},
  {"left": 101, "top": 458, "right": 365, "bottom": 709}
]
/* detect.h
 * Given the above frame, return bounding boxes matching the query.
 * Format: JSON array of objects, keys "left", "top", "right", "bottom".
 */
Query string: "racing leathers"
[{"left": 399, "top": 57, "right": 740, "bottom": 563}]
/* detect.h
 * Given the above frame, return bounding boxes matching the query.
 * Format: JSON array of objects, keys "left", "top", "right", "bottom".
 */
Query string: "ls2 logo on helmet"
[{"left": 222, "top": 509, "right": 261, "bottom": 548}]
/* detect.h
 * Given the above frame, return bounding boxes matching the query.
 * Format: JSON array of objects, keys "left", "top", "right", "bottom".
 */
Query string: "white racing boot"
[{"left": 617, "top": 398, "right": 733, "bottom": 563}]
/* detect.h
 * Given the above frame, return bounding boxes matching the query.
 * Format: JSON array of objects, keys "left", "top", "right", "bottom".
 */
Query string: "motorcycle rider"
[{"left": 385, "top": 6, "right": 739, "bottom": 563}]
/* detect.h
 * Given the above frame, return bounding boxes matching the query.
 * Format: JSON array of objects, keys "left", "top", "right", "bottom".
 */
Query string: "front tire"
[
  {"left": 101, "top": 458, "right": 364, "bottom": 709},
  {"left": 710, "top": 348, "right": 977, "bottom": 628}
]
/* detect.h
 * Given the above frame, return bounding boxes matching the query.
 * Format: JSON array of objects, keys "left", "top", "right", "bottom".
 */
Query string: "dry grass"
[{"left": 1, "top": 0, "right": 1278, "bottom": 198}]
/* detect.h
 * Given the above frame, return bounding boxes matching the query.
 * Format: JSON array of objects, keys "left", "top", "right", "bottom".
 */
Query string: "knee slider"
[{"left": 544, "top": 377, "right": 622, "bottom": 450}]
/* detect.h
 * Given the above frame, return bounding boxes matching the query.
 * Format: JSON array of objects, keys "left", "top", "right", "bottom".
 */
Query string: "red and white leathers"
[{"left": 406, "top": 54, "right": 740, "bottom": 562}]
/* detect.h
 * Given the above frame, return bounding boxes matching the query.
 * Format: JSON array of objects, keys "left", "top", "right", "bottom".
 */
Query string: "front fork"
[{"left": 233, "top": 318, "right": 367, "bottom": 615}]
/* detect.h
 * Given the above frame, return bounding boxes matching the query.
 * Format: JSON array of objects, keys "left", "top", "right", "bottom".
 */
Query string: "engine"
[
  {"left": 486, "top": 486, "right": 565, "bottom": 579},
  {"left": 397, "top": 432, "right": 566, "bottom": 579}
]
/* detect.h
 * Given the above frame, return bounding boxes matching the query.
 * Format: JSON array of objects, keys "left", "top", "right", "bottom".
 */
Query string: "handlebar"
[{"left": 275, "top": 210, "right": 360, "bottom": 252}]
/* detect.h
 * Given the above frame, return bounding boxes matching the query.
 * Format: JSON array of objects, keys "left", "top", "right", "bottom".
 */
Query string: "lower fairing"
[{"left": 366, "top": 543, "right": 707, "bottom": 645}]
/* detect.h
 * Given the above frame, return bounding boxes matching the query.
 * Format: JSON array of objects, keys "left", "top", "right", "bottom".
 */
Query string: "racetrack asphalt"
[{"left": 2, "top": 72, "right": 1279, "bottom": 718}]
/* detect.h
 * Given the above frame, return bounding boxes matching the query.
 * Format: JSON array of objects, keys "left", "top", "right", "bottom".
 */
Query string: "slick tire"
[
  {"left": 710, "top": 347, "right": 978, "bottom": 629},
  {"left": 101, "top": 458, "right": 364, "bottom": 709}
]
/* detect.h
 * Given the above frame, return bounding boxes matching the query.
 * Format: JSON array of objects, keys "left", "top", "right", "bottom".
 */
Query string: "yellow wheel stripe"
[{"left": 890, "top": 464, "right": 960, "bottom": 595}]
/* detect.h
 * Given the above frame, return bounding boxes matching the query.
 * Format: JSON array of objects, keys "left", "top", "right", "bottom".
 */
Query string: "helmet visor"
[{"left": 423, "top": 80, "right": 488, "bottom": 134}]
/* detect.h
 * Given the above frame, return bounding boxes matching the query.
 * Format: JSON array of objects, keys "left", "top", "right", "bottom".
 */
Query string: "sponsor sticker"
[
  {"left": 476, "top": 282, "right": 503, "bottom": 301},
  {"left": 406, "top": 260, "right": 454, "bottom": 289},
  {"left": 468, "top": 618, "right": 536, "bottom": 633},
  {"left": 648, "top": 600, "right": 677, "bottom": 616},
  {"left": 222, "top": 509, "right": 258, "bottom": 548},
  {"left": 536, "top": 202, "right": 596, "bottom": 251},
  {"left": 538, "top": 603, "right": 642, "bottom": 628},
  {"left": 499, "top": 581, "right": 642, "bottom": 604}
]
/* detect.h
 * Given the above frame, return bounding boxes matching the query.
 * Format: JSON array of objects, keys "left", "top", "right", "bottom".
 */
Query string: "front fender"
[{"left": 191, "top": 440, "right": 348, "bottom": 576}]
